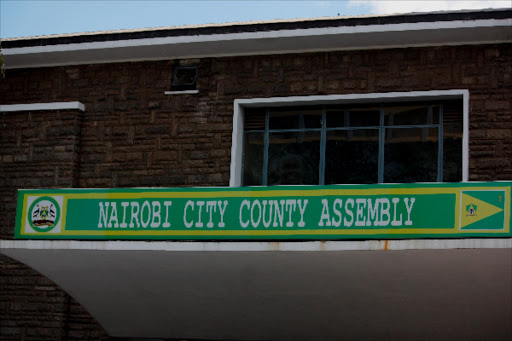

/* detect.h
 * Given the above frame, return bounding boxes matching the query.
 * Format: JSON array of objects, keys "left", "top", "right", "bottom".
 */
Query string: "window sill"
[
  {"left": 0, "top": 101, "right": 85, "bottom": 113},
  {"left": 164, "top": 90, "right": 199, "bottom": 95}
]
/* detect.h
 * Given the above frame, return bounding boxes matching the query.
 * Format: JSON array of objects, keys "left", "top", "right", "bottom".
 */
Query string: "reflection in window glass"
[
  {"left": 443, "top": 101, "right": 463, "bottom": 182},
  {"left": 325, "top": 129, "right": 379, "bottom": 184},
  {"left": 444, "top": 121, "right": 463, "bottom": 182},
  {"left": 384, "top": 128, "right": 438, "bottom": 183},
  {"left": 268, "top": 132, "right": 320, "bottom": 185},
  {"left": 241, "top": 100, "right": 463, "bottom": 186},
  {"left": 243, "top": 132, "right": 264, "bottom": 186}
]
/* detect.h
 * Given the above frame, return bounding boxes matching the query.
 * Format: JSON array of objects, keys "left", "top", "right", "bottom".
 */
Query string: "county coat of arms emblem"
[{"left": 28, "top": 196, "right": 61, "bottom": 232}]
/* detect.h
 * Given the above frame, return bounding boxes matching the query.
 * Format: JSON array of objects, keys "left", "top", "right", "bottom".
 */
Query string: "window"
[
  {"left": 170, "top": 65, "right": 198, "bottom": 91},
  {"left": 238, "top": 96, "right": 464, "bottom": 186}
]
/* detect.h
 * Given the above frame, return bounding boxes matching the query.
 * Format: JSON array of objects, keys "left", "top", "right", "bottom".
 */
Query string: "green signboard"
[{"left": 15, "top": 182, "right": 511, "bottom": 240}]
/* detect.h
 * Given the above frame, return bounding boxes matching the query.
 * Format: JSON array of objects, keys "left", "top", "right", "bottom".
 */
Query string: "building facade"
[{"left": 1, "top": 9, "right": 511, "bottom": 340}]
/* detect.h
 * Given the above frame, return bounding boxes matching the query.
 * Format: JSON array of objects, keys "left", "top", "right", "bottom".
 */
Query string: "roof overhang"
[
  {"left": 3, "top": 17, "right": 512, "bottom": 69},
  {"left": 1, "top": 239, "right": 511, "bottom": 340}
]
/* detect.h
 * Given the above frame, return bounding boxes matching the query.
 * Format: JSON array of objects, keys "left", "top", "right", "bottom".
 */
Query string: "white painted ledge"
[
  {"left": 1, "top": 238, "right": 510, "bottom": 253},
  {"left": 164, "top": 90, "right": 199, "bottom": 95},
  {"left": 0, "top": 101, "right": 85, "bottom": 113}
]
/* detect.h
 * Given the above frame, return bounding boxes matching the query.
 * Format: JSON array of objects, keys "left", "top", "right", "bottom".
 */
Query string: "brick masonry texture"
[
  {"left": 0, "top": 43, "right": 511, "bottom": 339},
  {"left": 0, "top": 255, "right": 110, "bottom": 341}
]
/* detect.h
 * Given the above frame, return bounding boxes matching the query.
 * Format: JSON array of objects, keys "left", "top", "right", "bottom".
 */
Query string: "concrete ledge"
[
  {"left": 164, "top": 90, "right": 199, "bottom": 95},
  {"left": 1, "top": 238, "right": 511, "bottom": 253},
  {"left": 1, "top": 239, "right": 510, "bottom": 339},
  {"left": 0, "top": 101, "right": 85, "bottom": 112}
]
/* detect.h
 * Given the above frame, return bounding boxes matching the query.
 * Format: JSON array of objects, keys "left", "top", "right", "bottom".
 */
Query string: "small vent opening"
[{"left": 170, "top": 65, "right": 198, "bottom": 91}]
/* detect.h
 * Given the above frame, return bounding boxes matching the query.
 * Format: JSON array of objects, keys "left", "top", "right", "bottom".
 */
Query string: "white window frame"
[{"left": 230, "top": 90, "right": 469, "bottom": 187}]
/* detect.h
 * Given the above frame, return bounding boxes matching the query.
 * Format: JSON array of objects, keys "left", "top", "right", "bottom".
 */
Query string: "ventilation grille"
[{"left": 244, "top": 109, "right": 266, "bottom": 131}]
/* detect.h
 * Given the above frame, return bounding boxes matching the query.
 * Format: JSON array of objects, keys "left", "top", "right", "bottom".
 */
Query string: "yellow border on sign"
[
  {"left": 48, "top": 187, "right": 471, "bottom": 200},
  {"left": 20, "top": 226, "right": 508, "bottom": 236},
  {"left": 21, "top": 195, "right": 29, "bottom": 235},
  {"left": 61, "top": 197, "right": 69, "bottom": 232}
]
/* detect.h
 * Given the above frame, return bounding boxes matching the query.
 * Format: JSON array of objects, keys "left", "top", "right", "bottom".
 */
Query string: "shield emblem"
[{"left": 40, "top": 206, "right": 49, "bottom": 219}]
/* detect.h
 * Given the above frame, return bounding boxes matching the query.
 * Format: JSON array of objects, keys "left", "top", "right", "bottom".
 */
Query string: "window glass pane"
[
  {"left": 443, "top": 100, "right": 463, "bottom": 182},
  {"left": 384, "top": 104, "right": 440, "bottom": 126},
  {"left": 269, "top": 107, "right": 322, "bottom": 130},
  {"left": 242, "top": 132, "right": 264, "bottom": 186},
  {"left": 384, "top": 128, "right": 438, "bottom": 183},
  {"left": 444, "top": 123, "right": 463, "bottom": 182},
  {"left": 325, "top": 108, "right": 346, "bottom": 128},
  {"left": 242, "top": 100, "right": 463, "bottom": 187},
  {"left": 325, "top": 129, "right": 379, "bottom": 184},
  {"left": 267, "top": 132, "right": 320, "bottom": 185},
  {"left": 326, "top": 105, "right": 380, "bottom": 128}
]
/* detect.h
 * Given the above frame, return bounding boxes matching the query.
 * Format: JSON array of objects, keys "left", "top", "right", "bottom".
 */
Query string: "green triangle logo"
[{"left": 460, "top": 191, "right": 505, "bottom": 230}]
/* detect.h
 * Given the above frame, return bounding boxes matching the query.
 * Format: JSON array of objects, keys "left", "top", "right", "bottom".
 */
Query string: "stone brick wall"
[
  {"left": 0, "top": 43, "right": 511, "bottom": 339},
  {"left": 0, "top": 109, "right": 108, "bottom": 340},
  {"left": 0, "top": 109, "right": 82, "bottom": 239},
  {"left": 0, "top": 255, "right": 110, "bottom": 340}
]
